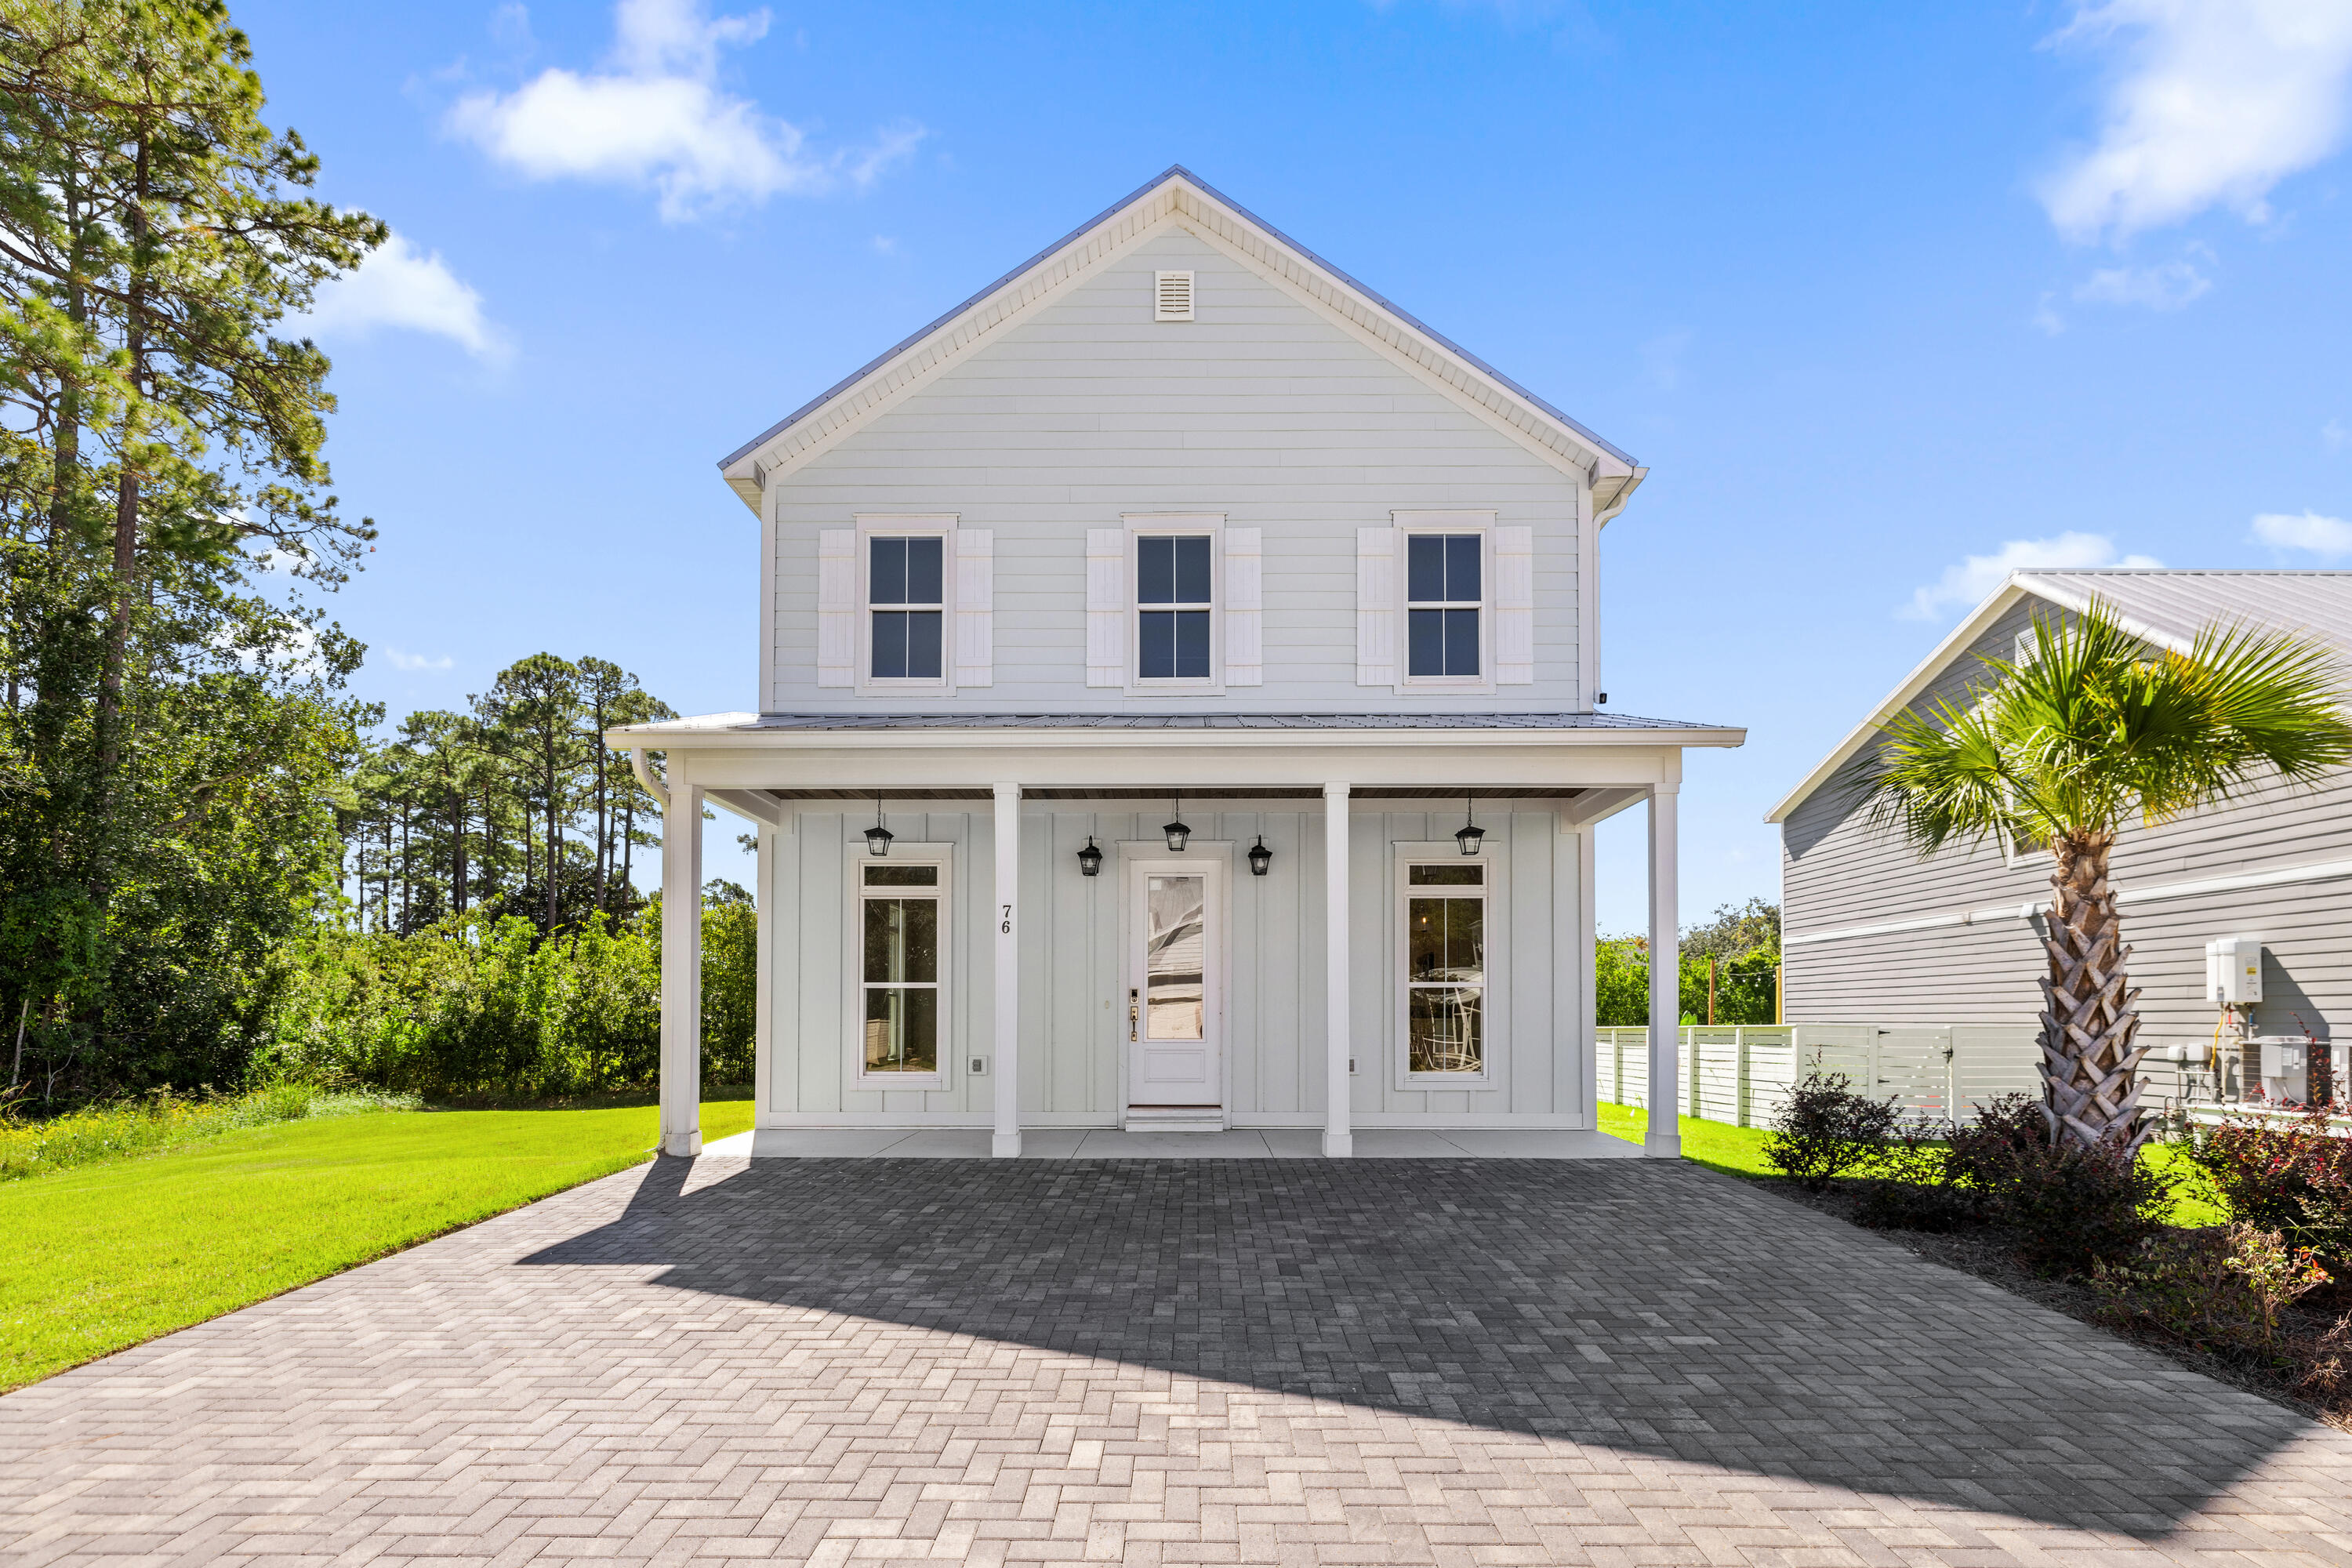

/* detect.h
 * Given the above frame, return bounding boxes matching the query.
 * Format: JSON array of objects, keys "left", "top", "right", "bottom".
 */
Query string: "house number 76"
[{"left": 1001, "top": 904, "right": 1013, "bottom": 934}]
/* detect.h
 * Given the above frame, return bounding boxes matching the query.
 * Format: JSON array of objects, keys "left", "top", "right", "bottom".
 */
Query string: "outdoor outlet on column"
[{"left": 970, "top": 1057, "right": 988, "bottom": 1076}]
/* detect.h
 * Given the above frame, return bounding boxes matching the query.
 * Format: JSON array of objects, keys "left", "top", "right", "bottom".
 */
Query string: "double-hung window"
[
  {"left": 860, "top": 862, "right": 942, "bottom": 1079},
  {"left": 1137, "top": 534, "right": 1213, "bottom": 681},
  {"left": 1404, "top": 862, "right": 1486, "bottom": 1077},
  {"left": 1406, "top": 534, "right": 1482, "bottom": 680},
  {"left": 869, "top": 535, "right": 944, "bottom": 681}
]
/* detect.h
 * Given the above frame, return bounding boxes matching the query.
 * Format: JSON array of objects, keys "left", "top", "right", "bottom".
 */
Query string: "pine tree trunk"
[{"left": 2038, "top": 831, "right": 2148, "bottom": 1150}]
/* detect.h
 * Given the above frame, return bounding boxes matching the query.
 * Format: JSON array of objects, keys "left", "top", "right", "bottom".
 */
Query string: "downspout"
[{"left": 630, "top": 749, "right": 670, "bottom": 811}]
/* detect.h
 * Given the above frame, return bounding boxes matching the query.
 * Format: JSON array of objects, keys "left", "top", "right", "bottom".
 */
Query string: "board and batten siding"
[
  {"left": 765, "top": 226, "right": 1588, "bottom": 714},
  {"left": 764, "top": 801, "right": 1590, "bottom": 1127},
  {"left": 1783, "top": 593, "right": 2352, "bottom": 1048}
]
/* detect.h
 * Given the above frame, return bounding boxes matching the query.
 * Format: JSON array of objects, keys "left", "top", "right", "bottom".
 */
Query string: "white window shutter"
[
  {"left": 816, "top": 528, "right": 855, "bottom": 688},
  {"left": 953, "top": 528, "right": 993, "bottom": 687},
  {"left": 1087, "top": 527, "right": 1124, "bottom": 687},
  {"left": 1356, "top": 527, "right": 1396, "bottom": 686},
  {"left": 1495, "top": 525, "right": 1534, "bottom": 684},
  {"left": 1223, "top": 527, "right": 1262, "bottom": 686}
]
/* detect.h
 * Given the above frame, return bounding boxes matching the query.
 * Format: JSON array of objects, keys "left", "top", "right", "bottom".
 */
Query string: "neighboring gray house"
[
  {"left": 609, "top": 168, "right": 1744, "bottom": 1159},
  {"left": 1769, "top": 569, "right": 2352, "bottom": 1063}
]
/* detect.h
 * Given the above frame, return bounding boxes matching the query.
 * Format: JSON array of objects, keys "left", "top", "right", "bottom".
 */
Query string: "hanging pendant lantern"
[
  {"left": 863, "top": 793, "right": 895, "bottom": 856},
  {"left": 1454, "top": 793, "right": 1485, "bottom": 856},
  {"left": 1076, "top": 835, "right": 1104, "bottom": 877},
  {"left": 1162, "top": 793, "right": 1191, "bottom": 853},
  {"left": 1247, "top": 834, "right": 1273, "bottom": 877}
]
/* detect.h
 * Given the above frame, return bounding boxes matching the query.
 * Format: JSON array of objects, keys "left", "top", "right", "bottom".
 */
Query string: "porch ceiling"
[{"left": 720, "top": 786, "right": 1596, "bottom": 801}]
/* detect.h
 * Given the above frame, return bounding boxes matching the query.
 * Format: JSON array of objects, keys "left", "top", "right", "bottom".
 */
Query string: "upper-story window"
[
  {"left": 869, "top": 535, "right": 944, "bottom": 681},
  {"left": 1137, "top": 534, "right": 1213, "bottom": 681},
  {"left": 1406, "top": 533, "right": 1482, "bottom": 680}
]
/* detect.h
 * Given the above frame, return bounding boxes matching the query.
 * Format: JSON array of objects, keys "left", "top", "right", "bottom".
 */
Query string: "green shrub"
[
  {"left": 1981, "top": 1138, "right": 2174, "bottom": 1276},
  {"left": 0, "top": 1083, "right": 413, "bottom": 1181}
]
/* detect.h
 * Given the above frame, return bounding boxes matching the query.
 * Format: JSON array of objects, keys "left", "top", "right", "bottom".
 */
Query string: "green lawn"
[
  {"left": 0, "top": 1097, "right": 753, "bottom": 1392},
  {"left": 1597, "top": 1101, "right": 2229, "bottom": 1226}
]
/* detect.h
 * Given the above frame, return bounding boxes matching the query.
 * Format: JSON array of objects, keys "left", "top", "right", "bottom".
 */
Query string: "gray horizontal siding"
[
  {"left": 1784, "top": 593, "right": 2352, "bottom": 1047},
  {"left": 769, "top": 225, "right": 1584, "bottom": 714}
]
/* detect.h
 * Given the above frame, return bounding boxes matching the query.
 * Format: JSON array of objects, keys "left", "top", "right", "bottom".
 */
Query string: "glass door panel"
[{"left": 1145, "top": 875, "right": 1206, "bottom": 1040}]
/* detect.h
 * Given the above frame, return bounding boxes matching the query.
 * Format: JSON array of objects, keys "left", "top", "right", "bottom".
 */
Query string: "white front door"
[{"left": 1127, "top": 858, "right": 1222, "bottom": 1112}]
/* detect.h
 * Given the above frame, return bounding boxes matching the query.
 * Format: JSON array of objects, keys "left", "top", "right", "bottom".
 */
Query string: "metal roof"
[
  {"left": 2016, "top": 569, "right": 2352, "bottom": 658},
  {"left": 717, "top": 165, "right": 1636, "bottom": 474},
  {"left": 732, "top": 711, "right": 1724, "bottom": 731}
]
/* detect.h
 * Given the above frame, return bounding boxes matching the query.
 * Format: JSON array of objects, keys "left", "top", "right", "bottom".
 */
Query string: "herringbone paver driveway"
[{"left": 8, "top": 1156, "right": 2352, "bottom": 1566}]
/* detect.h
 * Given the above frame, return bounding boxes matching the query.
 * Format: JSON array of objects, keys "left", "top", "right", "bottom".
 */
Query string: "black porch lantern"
[
  {"left": 863, "top": 793, "right": 895, "bottom": 857},
  {"left": 1247, "top": 835, "right": 1273, "bottom": 877},
  {"left": 1162, "top": 793, "right": 1191, "bottom": 853},
  {"left": 1076, "top": 835, "right": 1105, "bottom": 877},
  {"left": 1454, "top": 793, "right": 1486, "bottom": 856}
]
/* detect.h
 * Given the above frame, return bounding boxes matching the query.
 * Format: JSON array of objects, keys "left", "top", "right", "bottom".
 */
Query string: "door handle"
[{"left": 1129, "top": 989, "right": 1139, "bottom": 1042}]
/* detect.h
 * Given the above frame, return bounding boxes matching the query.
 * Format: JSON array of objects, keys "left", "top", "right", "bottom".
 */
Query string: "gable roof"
[
  {"left": 1765, "top": 568, "right": 2352, "bottom": 825},
  {"left": 715, "top": 165, "right": 1643, "bottom": 514}
]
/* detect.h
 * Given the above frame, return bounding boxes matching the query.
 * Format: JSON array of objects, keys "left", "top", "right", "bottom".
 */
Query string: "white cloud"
[
  {"left": 2038, "top": 0, "right": 2352, "bottom": 244},
  {"left": 2071, "top": 257, "right": 2212, "bottom": 310},
  {"left": 448, "top": 0, "right": 923, "bottom": 220},
  {"left": 296, "top": 233, "right": 504, "bottom": 361},
  {"left": 384, "top": 648, "right": 457, "bottom": 672},
  {"left": 2252, "top": 510, "right": 2352, "bottom": 557},
  {"left": 2033, "top": 292, "right": 2067, "bottom": 335},
  {"left": 1900, "top": 532, "right": 2165, "bottom": 620}
]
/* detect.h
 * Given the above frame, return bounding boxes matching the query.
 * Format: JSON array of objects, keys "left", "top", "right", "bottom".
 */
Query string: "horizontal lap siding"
[
  {"left": 771, "top": 804, "right": 1584, "bottom": 1123},
  {"left": 769, "top": 227, "right": 1584, "bottom": 713},
  {"left": 1784, "top": 593, "right": 2352, "bottom": 1047}
]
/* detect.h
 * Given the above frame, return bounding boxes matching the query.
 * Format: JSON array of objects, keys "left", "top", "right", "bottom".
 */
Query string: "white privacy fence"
[{"left": 1596, "top": 1025, "right": 2059, "bottom": 1127}]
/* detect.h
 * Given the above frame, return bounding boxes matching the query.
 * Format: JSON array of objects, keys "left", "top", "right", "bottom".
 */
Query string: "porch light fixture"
[
  {"left": 1247, "top": 835, "right": 1273, "bottom": 877},
  {"left": 864, "top": 793, "right": 895, "bottom": 857},
  {"left": 1162, "top": 793, "right": 1191, "bottom": 853},
  {"left": 1454, "top": 794, "right": 1486, "bottom": 857},
  {"left": 1076, "top": 835, "right": 1104, "bottom": 877}
]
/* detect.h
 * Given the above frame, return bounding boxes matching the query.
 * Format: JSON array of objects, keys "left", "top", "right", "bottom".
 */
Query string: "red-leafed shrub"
[{"left": 2194, "top": 1105, "right": 2352, "bottom": 1263}]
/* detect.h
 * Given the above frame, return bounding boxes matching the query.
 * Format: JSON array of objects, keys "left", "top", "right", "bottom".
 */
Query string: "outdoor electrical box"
[{"left": 2207, "top": 937, "right": 2265, "bottom": 1005}]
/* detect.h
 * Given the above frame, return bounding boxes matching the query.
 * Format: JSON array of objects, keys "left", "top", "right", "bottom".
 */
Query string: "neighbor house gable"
[{"left": 717, "top": 166, "right": 1643, "bottom": 516}]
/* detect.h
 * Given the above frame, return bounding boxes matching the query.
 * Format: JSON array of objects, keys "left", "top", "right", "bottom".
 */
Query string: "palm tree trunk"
[{"left": 2038, "top": 831, "right": 2149, "bottom": 1150}]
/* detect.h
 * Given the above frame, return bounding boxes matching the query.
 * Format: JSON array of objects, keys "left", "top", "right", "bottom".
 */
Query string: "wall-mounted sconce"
[
  {"left": 1076, "top": 835, "right": 1104, "bottom": 877},
  {"left": 1247, "top": 835, "right": 1273, "bottom": 877}
]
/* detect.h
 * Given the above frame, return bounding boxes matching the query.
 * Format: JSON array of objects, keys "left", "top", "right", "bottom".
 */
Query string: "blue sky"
[{"left": 242, "top": 0, "right": 2352, "bottom": 931}]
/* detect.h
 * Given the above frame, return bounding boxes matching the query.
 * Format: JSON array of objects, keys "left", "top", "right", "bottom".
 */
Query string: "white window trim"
[
  {"left": 1391, "top": 510, "right": 1497, "bottom": 696},
  {"left": 1392, "top": 840, "right": 1506, "bottom": 1091},
  {"left": 1999, "top": 630, "right": 2043, "bottom": 870},
  {"left": 1122, "top": 513, "right": 1225, "bottom": 696},
  {"left": 843, "top": 840, "right": 955, "bottom": 1092},
  {"left": 854, "top": 514, "right": 958, "bottom": 696}
]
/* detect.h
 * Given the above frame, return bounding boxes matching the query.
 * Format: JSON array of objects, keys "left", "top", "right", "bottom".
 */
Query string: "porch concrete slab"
[
  {"left": 12, "top": 1157, "right": 2352, "bottom": 1566},
  {"left": 1421, "top": 1127, "right": 1647, "bottom": 1158},
  {"left": 711, "top": 1125, "right": 1650, "bottom": 1159}
]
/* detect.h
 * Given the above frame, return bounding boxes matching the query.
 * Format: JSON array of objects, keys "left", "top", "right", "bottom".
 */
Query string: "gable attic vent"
[{"left": 1153, "top": 270, "right": 1195, "bottom": 322}]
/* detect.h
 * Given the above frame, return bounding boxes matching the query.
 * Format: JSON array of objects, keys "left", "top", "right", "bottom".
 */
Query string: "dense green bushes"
[{"left": 264, "top": 894, "right": 754, "bottom": 1099}]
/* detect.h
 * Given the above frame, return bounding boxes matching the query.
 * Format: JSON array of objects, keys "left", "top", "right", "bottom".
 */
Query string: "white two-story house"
[{"left": 610, "top": 167, "right": 1744, "bottom": 1159}]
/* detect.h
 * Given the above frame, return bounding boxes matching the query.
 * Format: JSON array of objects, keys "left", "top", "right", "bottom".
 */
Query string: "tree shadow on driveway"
[{"left": 524, "top": 1153, "right": 2340, "bottom": 1538}]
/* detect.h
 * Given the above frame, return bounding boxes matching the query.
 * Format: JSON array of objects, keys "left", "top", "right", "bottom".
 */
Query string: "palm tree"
[{"left": 1859, "top": 598, "right": 2352, "bottom": 1151}]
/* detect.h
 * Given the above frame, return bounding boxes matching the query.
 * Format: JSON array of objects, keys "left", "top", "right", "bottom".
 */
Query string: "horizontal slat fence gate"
[{"left": 1597, "top": 1024, "right": 2042, "bottom": 1128}]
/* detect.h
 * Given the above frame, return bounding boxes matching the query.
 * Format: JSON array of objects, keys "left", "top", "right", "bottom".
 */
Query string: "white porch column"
[
  {"left": 1646, "top": 782, "right": 1681, "bottom": 1158},
  {"left": 992, "top": 782, "right": 1022, "bottom": 1158},
  {"left": 659, "top": 771, "right": 705, "bottom": 1158},
  {"left": 1323, "top": 782, "right": 1352, "bottom": 1158}
]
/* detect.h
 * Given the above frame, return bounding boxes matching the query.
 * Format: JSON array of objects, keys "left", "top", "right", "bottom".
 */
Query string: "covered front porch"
[{"left": 609, "top": 713, "right": 1737, "bottom": 1160}]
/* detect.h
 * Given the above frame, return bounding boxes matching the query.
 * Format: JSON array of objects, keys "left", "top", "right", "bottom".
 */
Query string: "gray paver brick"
[{"left": 8, "top": 1156, "right": 2352, "bottom": 1566}]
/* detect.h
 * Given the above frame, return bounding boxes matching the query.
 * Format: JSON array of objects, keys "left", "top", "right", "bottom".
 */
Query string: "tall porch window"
[
  {"left": 1404, "top": 862, "right": 1485, "bottom": 1076},
  {"left": 861, "top": 862, "right": 942, "bottom": 1076}
]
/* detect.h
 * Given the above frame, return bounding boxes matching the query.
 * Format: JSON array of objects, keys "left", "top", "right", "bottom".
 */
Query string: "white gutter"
[
  {"left": 629, "top": 748, "right": 670, "bottom": 810},
  {"left": 1785, "top": 855, "right": 2352, "bottom": 946}
]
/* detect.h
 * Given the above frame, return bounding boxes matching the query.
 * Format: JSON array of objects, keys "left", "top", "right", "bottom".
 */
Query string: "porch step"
[{"left": 1123, "top": 1106, "right": 1226, "bottom": 1134}]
